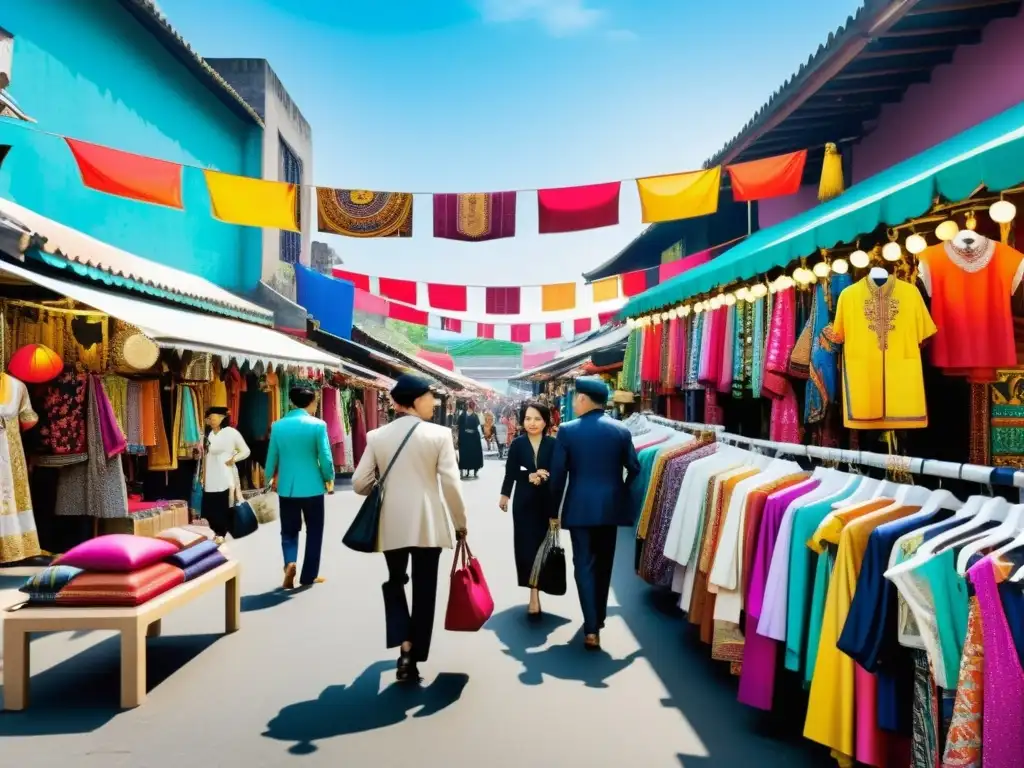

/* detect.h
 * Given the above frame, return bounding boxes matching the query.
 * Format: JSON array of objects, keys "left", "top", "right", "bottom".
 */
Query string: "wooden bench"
[{"left": 2, "top": 559, "right": 240, "bottom": 710}]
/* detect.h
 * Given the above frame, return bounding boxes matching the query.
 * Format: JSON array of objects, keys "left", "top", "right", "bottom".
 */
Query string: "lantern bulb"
[
  {"left": 680, "top": 305, "right": 691, "bottom": 316},
  {"left": 831, "top": 258, "right": 849, "bottom": 275},
  {"left": 750, "top": 283, "right": 768, "bottom": 299},
  {"left": 882, "top": 242, "right": 903, "bottom": 262},
  {"left": 813, "top": 261, "right": 831, "bottom": 278},
  {"left": 626, "top": 317, "right": 636, "bottom": 329},
  {"left": 905, "top": 234, "right": 927, "bottom": 255},
  {"left": 724, "top": 294, "right": 737, "bottom": 306},
  {"left": 849, "top": 249, "right": 870, "bottom": 269},
  {"left": 990, "top": 200, "right": 1017, "bottom": 225},
  {"left": 935, "top": 220, "right": 960, "bottom": 241}
]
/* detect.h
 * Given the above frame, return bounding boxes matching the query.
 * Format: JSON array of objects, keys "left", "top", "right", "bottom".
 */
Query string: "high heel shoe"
[{"left": 396, "top": 650, "right": 417, "bottom": 682}]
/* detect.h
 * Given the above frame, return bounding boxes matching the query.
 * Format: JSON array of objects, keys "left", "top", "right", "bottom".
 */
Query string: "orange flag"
[
  {"left": 541, "top": 283, "right": 576, "bottom": 311},
  {"left": 66, "top": 138, "right": 183, "bottom": 209},
  {"left": 726, "top": 150, "right": 807, "bottom": 202}
]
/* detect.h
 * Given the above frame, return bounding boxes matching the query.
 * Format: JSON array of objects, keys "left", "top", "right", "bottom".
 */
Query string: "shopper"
[
  {"left": 494, "top": 409, "right": 509, "bottom": 459},
  {"left": 499, "top": 401, "right": 557, "bottom": 619},
  {"left": 456, "top": 400, "right": 484, "bottom": 478},
  {"left": 352, "top": 374, "right": 468, "bottom": 683},
  {"left": 549, "top": 377, "right": 640, "bottom": 650},
  {"left": 266, "top": 387, "right": 335, "bottom": 589},
  {"left": 202, "top": 406, "right": 251, "bottom": 546}
]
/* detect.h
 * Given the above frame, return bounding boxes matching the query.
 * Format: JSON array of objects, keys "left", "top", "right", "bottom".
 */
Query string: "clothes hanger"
[
  {"left": 871, "top": 479, "right": 902, "bottom": 500},
  {"left": 956, "top": 503, "right": 1024, "bottom": 575},
  {"left": 869, "top": 266, "right": 889, "bottom": 284},
  {"left": 835, "top": 476, "right": 880, "bottom": 508}
]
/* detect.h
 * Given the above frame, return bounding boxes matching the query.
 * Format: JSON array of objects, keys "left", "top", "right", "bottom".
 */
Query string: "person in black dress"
[
  {"left": 457, "top": 401, "right": 484, "bottom": 479},
  {"left": 499, "top": 401, "right": 558, "bottom": 619}
]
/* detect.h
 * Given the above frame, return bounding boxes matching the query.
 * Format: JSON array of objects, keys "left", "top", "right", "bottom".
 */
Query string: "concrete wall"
[
  {"left": 0, "top": 0, "right": 264, "bottom": 292},
  {"left": 758, "top": 7, "right": 1024, "bottom": 228},
  {"left": 208, "top": 59, "right": 313, "bottom": 301}
]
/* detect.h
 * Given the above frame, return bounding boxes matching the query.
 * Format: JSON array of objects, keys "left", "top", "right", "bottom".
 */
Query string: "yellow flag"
[
  {"left": 636, "top": 167, "right": 721, "bottom": 223},
  {"left": 541, "top": 283, "right": 576, "bottom": 311},
  {"left": 591, "top": 276, "right": 619, "bottom": 303},
  {"left": 203, "top": 170, "right": 300, "bottom": 232}
]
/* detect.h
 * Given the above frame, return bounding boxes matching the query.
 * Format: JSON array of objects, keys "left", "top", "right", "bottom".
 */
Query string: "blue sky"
[{"left": 162, "top": 0, "right": 862, "bottom": 295}]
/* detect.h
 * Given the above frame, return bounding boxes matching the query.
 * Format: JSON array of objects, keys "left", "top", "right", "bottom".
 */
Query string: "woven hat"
[{"left": 119, "top": 332, "right": 159, "bottom": 371}]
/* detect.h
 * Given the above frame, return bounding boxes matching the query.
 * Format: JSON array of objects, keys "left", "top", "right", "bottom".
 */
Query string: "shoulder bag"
[{"left": 342, "top": 422, "right": 419, "bottom": 553}]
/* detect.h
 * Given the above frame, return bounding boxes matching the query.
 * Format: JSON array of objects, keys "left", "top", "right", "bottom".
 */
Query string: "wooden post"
[{"left": 2, "top": 623, "right": 29, "bottom": 710}]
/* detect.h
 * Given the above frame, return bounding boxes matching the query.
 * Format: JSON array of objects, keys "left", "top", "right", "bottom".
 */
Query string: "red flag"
[
  {"left": 485, "top": 287, "right": 521, "bottom": 315},
  {"left": 726, "top": 150, "right": 807, "bottom": 202},
  {"left": 545, "top": 322, "right": 562, "bottom": 340},
  {"left": 378, "top": 277, "right": 417, "bottom": 304},
  {"left": 574, "top": 318, "right": 593, "bottom": 335},
  {"left": 659, "top": 249, "right": 712, "bottom": 283},
  {"left": 476, "top": 323, "right": 495, "bottom": 339},
  {"left": 387, "top": 302, "right": 428, "bottom": 325},
  {"left": 66, "top": 138, "right": 183, "bottom": 209},
  {"left": 510, "top": 324, "right": 531, "bottom": 343},
  {"left": 442, "top": 317, "right": 462, "bottom": 333},
  {"left": 427, "top": 283, "right": 468, "bottom": 312},
  {"left": 354, "top": 289, "right": 387, "bottom": 315},
  {"left": 621, "top": 270, "right": 650, "bottom": 297},
  {"left": 538, "top": 181, "right": 620, "bottom": 234},
  {"left": 598, "top": 311, "right": 617, "bottom": 326},
  {"left": 333, "top": 269, "right": 371, "bottom": 293}
]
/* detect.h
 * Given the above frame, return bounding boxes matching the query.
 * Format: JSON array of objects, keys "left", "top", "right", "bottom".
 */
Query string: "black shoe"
[
  {"left": 473, "top": 471, "right": 478, "bottom": 478},
  {"left": 396, "top": 651, "right": 415, "bottom": 682}
]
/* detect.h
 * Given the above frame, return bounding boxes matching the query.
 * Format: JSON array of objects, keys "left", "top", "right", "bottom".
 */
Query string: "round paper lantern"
[{"left": 8, "top": 344, "right": 63, "bottom": 384}]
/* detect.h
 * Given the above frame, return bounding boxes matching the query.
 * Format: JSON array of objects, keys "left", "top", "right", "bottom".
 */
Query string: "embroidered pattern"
[
  {"left": 945, "top": 237, "right": 996, "bottom": 273},
  {"left": 863, "top": 278, "right": 900, "bottom": 351},
  {"left": 457, "top": 193, "right": 491, "bottom": 239},
  {"left": 316, "top": 188, "right": 413, "bottom": 238}
]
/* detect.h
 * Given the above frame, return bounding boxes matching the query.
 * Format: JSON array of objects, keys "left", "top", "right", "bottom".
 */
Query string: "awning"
[
  {"left": 0, "top": 260, "right": 342, "bottom": 370},
  {"left": 0, "top": 197, "right": 272, "bottom": 324},
  {"left": 513, "top": 325, "right": 630, "bottom": 381},
  {"left": 622, "top": 98, "right": 1024, "bottom": 316}
]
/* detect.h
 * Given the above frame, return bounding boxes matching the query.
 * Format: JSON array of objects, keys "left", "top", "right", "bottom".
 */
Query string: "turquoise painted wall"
[{"left": 0, "top": 0, "right": 264, "bottom": 292}]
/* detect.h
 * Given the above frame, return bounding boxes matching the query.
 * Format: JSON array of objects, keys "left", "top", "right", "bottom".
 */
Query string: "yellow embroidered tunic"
[{"left": 829, "top": 276, "right": 936, "bottom": 429}]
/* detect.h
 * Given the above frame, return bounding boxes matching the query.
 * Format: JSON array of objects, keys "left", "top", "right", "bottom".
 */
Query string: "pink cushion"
[{"left": 56, "top": 534, "right": 178, "bottom": 573}]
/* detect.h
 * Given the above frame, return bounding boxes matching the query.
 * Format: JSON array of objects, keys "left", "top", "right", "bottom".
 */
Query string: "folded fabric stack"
[{"left": 158, "top": 529, "right": 227, "bottom": 581}]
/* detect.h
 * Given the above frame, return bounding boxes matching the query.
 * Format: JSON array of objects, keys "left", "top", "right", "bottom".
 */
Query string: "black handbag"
[
  {"left": 343, "top": 422, "right": 419, "bottom": 553},
  {"left": 230, "top": 499, "right": 259, "bottom": 540},
  {"left": 530, "top": 520, "right": 568, "bottom": 596}
]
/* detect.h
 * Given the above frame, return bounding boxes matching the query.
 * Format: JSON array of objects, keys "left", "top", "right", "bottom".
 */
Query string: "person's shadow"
[
  {"left": 262, "top": 660, "right": 469, "bottom": 755},
  {"left": 486, "top": 605, "right": 640, "bottom": 689}
]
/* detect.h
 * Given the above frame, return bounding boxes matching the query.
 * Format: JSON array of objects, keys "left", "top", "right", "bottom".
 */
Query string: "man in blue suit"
[
  {"left": 266, "top": 387, "right": 336, "bottom": 589},
  {"left": 549, "top": 377, "right": 640, "bottom": 650}
]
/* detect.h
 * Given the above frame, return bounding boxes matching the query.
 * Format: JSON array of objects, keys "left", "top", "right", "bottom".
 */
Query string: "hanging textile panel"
[
  {"left": 476, "top": 323, "right": 495, "bottom": 339},
  {"left": 65, "top": 139, "right": 184, "bottom": 209},
  {"left": 591, "top": 276, "right": 619, "bottom": 303},
  {"left": 545, "top": 322, "right": 562, "bottom": 340},
  {"left": 442, "top": 317, "right": 462, "bottom": 333},
  {"left": 332, "top": 269, "right": 371, "bottom": 293},
  {"left": 574, "top": 318, "right": 592, "bottom": 335},
  {"left": 427, "top": 283, "right": 468, "bottom": 312},
  {"left": 354, "top": 288, "right": 388, "bottom": 315},
  {"left": 636, "top": 167, "right": 721, "bottom": 223},
  {"left": 990, "top": 369, "right": 1024, "bottom": 467},
  {"left": 485, "top": 287, "right": 521, "bottom": 315},
  {"left": 541, "top": 283, "right": 576, "bottom": 312},
  {"left": 622, "top": 269, "right": 653, "bottom": 297},
  {"left": 511, "top": 324, "right": 531, "bottom": 343},
  {"left": 203, "top": 171, "right": 299, "bottom": 231},
  {"left": 726, "top": 150, "right": 807, "bottom": 202},
  {"left": 537, "top": 181, "right": 620, "bottom": 234},
  {"left": 433, "top": 192, "right": 516, "bottom": 241},
  {"left": 316, "top": 188, "right": 413, "bottom": 238},
  {"left": 659, "top": 249, "right": 713, "bottom": 283},
  {"left": 378, "top": 277, "right": 417, "bottom": 305},
  {"left": 387, "top": 302, "right": 427, "bottom": 325}
]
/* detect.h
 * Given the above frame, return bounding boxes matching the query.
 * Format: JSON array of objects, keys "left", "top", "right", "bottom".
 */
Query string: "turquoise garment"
[
  {"left": 181, "top": 387, "right": 201, "bottom": 446},
  {"left": 731, "top": 301, "right": 746, "bottom": 398},
  {"left": 686, "top": 313, "right": 702, "bottom": 387},
  {"left": 751, "top": 298, "right": 766, "bottom": 395},
  {"left": 784, "top": 483, "right": 859, "bottom": 675},
  {"left": 918, "top": 550, "right": 970, "bottom": 687},
  {"left": 804, "top": 274, "right": 852, "bottom": 423},
  {"left": 804, "top": 547, "right": 835, "bottom": 687},
  {"left": 265, "top": 409, "right": 335, "bottom": 497},
  {"left": 629, "top": 444, "right": 663, "bottom": 525}
]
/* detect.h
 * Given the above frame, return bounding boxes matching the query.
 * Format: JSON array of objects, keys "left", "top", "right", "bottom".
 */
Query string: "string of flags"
[{"left": 0, "top": 125, "right": 822, "bottom": 237}]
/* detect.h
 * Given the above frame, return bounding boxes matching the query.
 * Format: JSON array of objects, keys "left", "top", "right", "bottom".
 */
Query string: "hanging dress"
[{"left": 0, "top": 374, "right": 41, "bottom": 564}]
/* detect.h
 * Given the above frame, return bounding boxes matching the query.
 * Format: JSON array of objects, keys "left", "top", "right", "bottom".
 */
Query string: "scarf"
[{"left": 805, "top": 274, "right": 852, "bottom": 424}]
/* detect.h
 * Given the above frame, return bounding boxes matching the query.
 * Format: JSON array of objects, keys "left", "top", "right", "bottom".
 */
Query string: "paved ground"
[{"left": 0, "top": 457, "right": 830, "bottom": 767}]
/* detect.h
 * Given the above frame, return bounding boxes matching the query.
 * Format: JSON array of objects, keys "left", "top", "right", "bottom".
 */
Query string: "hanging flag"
[
  {"left": 388, "top": 302, "right": 428, "bottom": 325},
  {"left": 574, "top": 318, "right": 593, "bottom": 335},
  {"left": 295, "top": 265, "right": 354, "bottom": 340},
  {"left": 598, "top": 311, "right": 617, "bottom": 326},
  {"left": 332, "top": 269, "right": 371, "bottom": 293},
  {"left": 658, "top": 249, "right": 712, "bottom": 283},
  {"left": 621, "top": 270, "right": 652, "bottom": 297},
  {"left": 204, "top": 170, "right": 299, "bottom": 231},
  {"left": 0, "top": 145, "right": 9, "bottom": 169},
  {"left": 636, "top": 167, "right": 721, "bottom": 223},
  {"left": 417, "top": 349, "right": 456, "bottom": 371},
  {"left": 537, "top": 181, "right": 620, "bottom": 234},
  {"left": 378, "top": 277, "right": 417, "bottom": 305},
  {"left": 354, "top": 288, "right": 388, "bottom": 315},
  {"left": 511, "top": 324, "right": 531, "bottom": 343},
  {"left": 433, "top": 192, "right": 516, "bottom": 241},
  {"left": 591, "top": 276, "right": 619, "bottom": 303},
  {"left": 477, "top": 323, "right": 495, "bottom": 339},
  {"left": 545, "top": 322, "right": 562, "bottom": 340},
  {"left": 485, "top": 287, "right": 521, "bottom": 315},
  {"left": 67, "top": 139, "right": 184, "bottom": 209},
  {"left": 442, "top": 317, "right": 462, "bottom": 333},
  {"left": 541, "top": 283, "right": 576, "bottom": 312},
  {"left": 427, "top": 283, "right": 468, "bottom": 311},
  {"left": 316, "top": 188, "right": 413, "bottom": 238},
  {"left": 726, "top": 150, "right": 807, "bottom": 202}
]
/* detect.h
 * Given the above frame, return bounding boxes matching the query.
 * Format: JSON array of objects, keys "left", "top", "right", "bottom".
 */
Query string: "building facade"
[{"left": 0, "top": 0, "right": 265, "bottom": 293}]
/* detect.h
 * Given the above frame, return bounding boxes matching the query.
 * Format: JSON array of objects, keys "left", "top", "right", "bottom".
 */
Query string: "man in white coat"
[{"left": 353, "top": 373, "right": 468, "bottom": 682}]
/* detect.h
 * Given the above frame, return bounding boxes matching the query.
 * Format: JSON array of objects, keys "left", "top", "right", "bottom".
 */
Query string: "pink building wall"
[{"left": 758, "top": 8, "right": 1024, "bottom": 228}]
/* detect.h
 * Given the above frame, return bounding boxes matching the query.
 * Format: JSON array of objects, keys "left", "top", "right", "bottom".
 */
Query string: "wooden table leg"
[
  {"left": 225, "top": 575, "right": 240, "bottom": 633},
  {"left": 120, "top": 623, "right": 147, "bottom": 708},
  {"left": 146, "top": 619, "right": 162, "bottom": 638},
  {"left": 2, "top": 623, "right": 29, "bottom": 711}
]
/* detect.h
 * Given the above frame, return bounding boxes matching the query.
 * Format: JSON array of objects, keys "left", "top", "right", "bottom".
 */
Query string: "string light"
[
  {"left": 831, "top": 258, "right": 849, "bottom": 274},
  {"left": 626, "top": 317, "right": 636, "bottom": 329},
  {"left": 812, "top": 261, "right": 831, "bottom": 278},
  {"left": 882, "top": 242, "right": 902, "bottom": 262},
  {"left": 750, "top": 283, "right": 768, "bottom": 299},
  {"left": 990, "top": 199, "right": 1017, "bottom": 224},
  {"left": 724, "top": 293, "right": 737, "bottom": 306},
  {"left": 680, "top": 305, "right": 691, "bottom": 316},
  {"left": 935, "top": 220, "right": 959, "bottom": 241},
  {"left": 905, "top": 234, "right": 927, "bottom": 255},
  {"left": 849, "top": 249, "right": 870, "bottom": 269}
]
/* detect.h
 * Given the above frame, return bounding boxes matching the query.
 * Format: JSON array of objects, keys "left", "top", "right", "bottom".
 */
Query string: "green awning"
[{"left": 621, "top": 99, "right": 1024, "bottom": 316}]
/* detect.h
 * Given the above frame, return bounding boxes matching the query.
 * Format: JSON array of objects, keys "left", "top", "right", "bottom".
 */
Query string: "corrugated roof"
[{"left": 444, "top": 339, "right": 523, "bottom": 357}]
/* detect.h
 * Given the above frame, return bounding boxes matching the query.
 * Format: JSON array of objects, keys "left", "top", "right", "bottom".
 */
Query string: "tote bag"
[
  {"left": 342, "top": 422, "right": 419, "bottom": 553},
  {"left": 445, "top": 538, "right": 494, "bottom": 632},
  {"left": 529, "top": 520, "right": 567, "bottom": 596}
]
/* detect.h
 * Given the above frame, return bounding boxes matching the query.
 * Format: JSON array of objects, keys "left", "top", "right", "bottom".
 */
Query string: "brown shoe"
[
  {"left": 584, "top": 633, "right": 601, "bottom": 651},
  {"left": 283, "top": 563, "right": 297, "bottom": 590}
]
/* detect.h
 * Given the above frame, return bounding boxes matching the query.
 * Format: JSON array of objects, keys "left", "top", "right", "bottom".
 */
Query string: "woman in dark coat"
[
  {"left": 456, "top": 401, "right": 484, "bottom": 478},
  {"left": 499, "top": 401, "right": 557, "bottom": 618}
]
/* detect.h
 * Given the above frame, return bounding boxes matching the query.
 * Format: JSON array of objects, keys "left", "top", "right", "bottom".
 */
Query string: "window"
[{"left": 278, "top": 136, "right": 302, "bottom": 264}]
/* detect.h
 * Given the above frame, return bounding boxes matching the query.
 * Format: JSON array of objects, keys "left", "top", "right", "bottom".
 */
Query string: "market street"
[{"left": 0, "top": 458, "right": 827, "bottom": 767}]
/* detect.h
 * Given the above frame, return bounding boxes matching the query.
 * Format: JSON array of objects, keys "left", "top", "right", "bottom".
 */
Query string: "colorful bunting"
[
  {"left": 591, "top": 276, "right": 619, "bottom": 303},
  {"left": 442, "top": 317, "right": 463, "bottom": 333},
  {"left": 427, "top": 283, "right": 468, "bottom": 312},
  {"left": 332, "top": 269, "right": 371, "bottom": 293},
  {"left": 726, "top": 150, "right": 807, "bottom": 202},
  {"left": 537, "top": 181, "right": 620, "bottom": 233},
  {"left": 574, "top": 318, "right": 593, "bottom": 335},
  {"left": 387, "top": 301, "right": 428, "bottom": 325},
  {"left": 485, "top": 287, "right": 521, "bottom": 315},
  {"left": 203, "top": 170, "right": 299, "bottom": 231},
  {"left": 541, "top": 283, "right": 576, "bottom": 312},
  {"left": 621, "top": 270, "right": 651, "bottom": 297},
  {"left": 354, "top": 288, "right": 388, "bottom": 315},
  {"left": 598, "top": 311, "right": 617, "bottom": 325},
  {"left": 636, "top": 167, "right": 721, "bottom": 223},
  {"left": 66, "top": 139, "right": 184, "bottom": 209},
  {"left": 378, "top": 277, "right": 417, "bottom": 304},
  {"left": 433, "top": 192, "right": 516, "bottom": 241},
  {"left": 510, "top": 324, "right": 531, "bottom": 343},
  {"left": 476, "top": 323, "right": 495, "bottom": 339},
  {"left": 316, "top": 188, "right": 413, "bottom": 238},
  {"left": 545, "top": 323, "right": 563, "bottom": 340},
  {"left": 658, "top": 249, "right": 712, "bottom": 283}
]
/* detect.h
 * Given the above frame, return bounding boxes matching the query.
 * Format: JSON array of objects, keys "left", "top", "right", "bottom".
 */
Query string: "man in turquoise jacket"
[{"left": 266, "top": 387, "right": 336, "bottom": 589}]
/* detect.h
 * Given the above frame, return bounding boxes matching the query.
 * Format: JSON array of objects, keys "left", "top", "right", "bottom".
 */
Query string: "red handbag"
[{"left": 444, "top": 538, "right": 494, "bottom": 632}]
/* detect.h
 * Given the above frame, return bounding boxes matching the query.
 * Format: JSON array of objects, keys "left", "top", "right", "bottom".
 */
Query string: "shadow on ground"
[
  {"left": 262, "top": 659, "right": 469, "bottom": 755},
  {"left": 485, "top": 606, "right": 641, "bottom": 689},
  {"left": 609, "top": 529, "right": 829, "bottom": 767},
  {"left": 0, "top": 632, "right": 223, "bottom": 736}
]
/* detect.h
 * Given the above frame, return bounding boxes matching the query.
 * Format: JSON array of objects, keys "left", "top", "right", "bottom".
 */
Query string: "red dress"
[{"left": 918, "top": 238, "right": 1024, "bottom": 383}]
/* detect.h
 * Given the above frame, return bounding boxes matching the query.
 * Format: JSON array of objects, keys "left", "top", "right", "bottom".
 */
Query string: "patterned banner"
[
  {"left": 316, "top": 188, "right": 413, "bottom": 238},
  {"left": 433, "top": 192, "right": 516, "bottom": 241}
]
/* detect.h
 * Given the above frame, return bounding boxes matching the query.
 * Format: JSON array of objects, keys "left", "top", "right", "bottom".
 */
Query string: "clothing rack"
[{"left": 641, "top": 412, "right": 1024, "bottom": 489}]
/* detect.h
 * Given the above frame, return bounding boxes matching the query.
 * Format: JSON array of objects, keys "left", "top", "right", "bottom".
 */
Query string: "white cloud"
[
  {"left": 475, "top": 0, "right": 605, "bottom": 36},
  {"left": 606, "top": 28, "right": 637, "bottom": 41}
]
